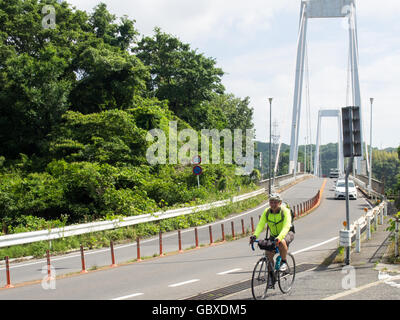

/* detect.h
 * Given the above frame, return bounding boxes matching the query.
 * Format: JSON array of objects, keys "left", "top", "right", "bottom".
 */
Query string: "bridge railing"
[
  {"left": 351, "top": 175, "right": 384, "bottom": 200},
  {"left": 0, "top": 173, "right": 307, "bottom": 249}
]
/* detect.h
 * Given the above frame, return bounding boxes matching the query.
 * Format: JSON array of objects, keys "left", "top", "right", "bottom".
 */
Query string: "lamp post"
[
  {"left": 369, "top": 98, "right": 374, "bottom": 195},
  {"left": 268, "top": 98, "right": 273, "bottom": 195}
]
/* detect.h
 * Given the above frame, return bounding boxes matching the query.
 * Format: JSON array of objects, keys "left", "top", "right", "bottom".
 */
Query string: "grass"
[{"left": 384, "top": 240, "right": 400, "bottom": 264}]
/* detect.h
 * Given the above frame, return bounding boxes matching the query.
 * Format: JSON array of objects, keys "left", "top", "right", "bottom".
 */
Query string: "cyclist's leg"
[
  {"left": 278, "top": 232, "right": 294, "bottom": 261},
  {"left": 266, "top": 250, "right": 275, "bottom": 262}
]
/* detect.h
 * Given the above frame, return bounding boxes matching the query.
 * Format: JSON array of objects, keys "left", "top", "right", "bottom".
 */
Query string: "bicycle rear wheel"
[
  {"left": 251, "top": 258, "right": 271, "bottom": 300},
  {"left": 278, "top": 253, "right": 295, "bottom": 293}
]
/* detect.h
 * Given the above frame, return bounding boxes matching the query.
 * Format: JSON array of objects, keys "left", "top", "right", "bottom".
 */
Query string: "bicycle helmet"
[{"left": 269, "top": 193, "right": 282, "bottom": 201}]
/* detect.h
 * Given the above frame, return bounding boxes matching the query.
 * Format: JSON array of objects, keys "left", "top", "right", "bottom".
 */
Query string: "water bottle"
[{"left": 275, "top": 255, "right": 282, "bottom": 270}]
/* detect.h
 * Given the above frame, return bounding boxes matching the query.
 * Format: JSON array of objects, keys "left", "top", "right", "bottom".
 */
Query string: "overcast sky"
[{"left": 66, "top": 0, "right": 400, "bottom": 149}]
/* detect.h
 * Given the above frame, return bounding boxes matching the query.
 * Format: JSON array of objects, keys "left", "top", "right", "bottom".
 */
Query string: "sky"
[{"left": 66, "top": 0, "right": 400, "bottom": 149}]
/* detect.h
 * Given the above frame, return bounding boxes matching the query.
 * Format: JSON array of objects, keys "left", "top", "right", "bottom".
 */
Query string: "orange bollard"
[
  {"left": 46, "top": 250, "right": 52, "bottom": 280},
  {"left": 137, "top": 237, "right": 142, "bottom": 261},
  {"left": 194, "top": 228, "right": 199, "bottom": 248},
  {"left": 4, "top": 256, "right": 14, "bottom": 288},
  {"left": 80, "top": 245, "right": 88, "bottom": 273},
  {"left": 159, "top": 231, "right": 164, "bottom": 256},
  {"left": 110, "top": 241, "right": 117, "bottom": 267},
  {"left": 178, "top": 230, "right": 183, "bottom": 253}
]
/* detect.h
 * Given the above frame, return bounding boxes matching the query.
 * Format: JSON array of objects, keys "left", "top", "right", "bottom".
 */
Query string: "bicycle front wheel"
[
  {"left": 251, "top": 258, "right": 271, "bottom": 300},
  {"left": 278, "top": 252, "right": 295, "bottom": 293}
]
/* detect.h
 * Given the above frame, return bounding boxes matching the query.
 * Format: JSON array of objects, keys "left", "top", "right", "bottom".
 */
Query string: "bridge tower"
[
  {"left": 288, "top": 0, "right": 365, "bottom": 175},
  {"left": 313, "top": 109, "right": 344, "bottom": 177}
]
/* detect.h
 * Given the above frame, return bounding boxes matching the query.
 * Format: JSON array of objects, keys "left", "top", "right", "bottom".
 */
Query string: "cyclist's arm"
[
  {"left": 253, "top": 209, "right": 267, "bottom": 238},
  {"left": 276, "top": 207, "right": 292, "bottom": 241}
]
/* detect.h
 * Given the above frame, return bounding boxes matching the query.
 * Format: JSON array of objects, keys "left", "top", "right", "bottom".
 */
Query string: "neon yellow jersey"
[{"left": 253, "top": 206, "right": 292, "bottom": 241}]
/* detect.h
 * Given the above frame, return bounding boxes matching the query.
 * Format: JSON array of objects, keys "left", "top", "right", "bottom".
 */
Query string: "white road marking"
[
  {"left": 112, "top": 293, "right": 144, "bottom": 300},
  {"left": 322, "top": 275, "right": 400, "bottom": 300},
  {"left": 168, "top": 279, "right": 200, "bottom": 287},
  {"left": 292, "top": 237, "right": 339, "bottom": 255},
  {"left": 217, "top": 268, "right": 242, "bottom": 275}
]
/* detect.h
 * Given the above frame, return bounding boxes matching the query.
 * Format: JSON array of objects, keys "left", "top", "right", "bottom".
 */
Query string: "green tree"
[
  {"left": 0, "top": 1, "right": 148, "bottom": 158},
  {"left": 133, "top": 28, "right": 225, "bottom": 121},
  {"left": 89, "top": 2, "right": 138, "bottom": 51}
]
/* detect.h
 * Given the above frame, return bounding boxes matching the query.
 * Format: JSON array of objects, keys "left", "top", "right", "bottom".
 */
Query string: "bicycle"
[{"left": 250, "top": 239, "right": 296, "bottom": 300}]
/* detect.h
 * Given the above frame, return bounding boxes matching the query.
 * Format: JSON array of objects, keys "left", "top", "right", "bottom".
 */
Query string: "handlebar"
[
  {"left": 251, "top": 239, "right": 259, "bottom": 251},
  {"left": 250, "top": 238, "right": 280, "bottom": 252}
]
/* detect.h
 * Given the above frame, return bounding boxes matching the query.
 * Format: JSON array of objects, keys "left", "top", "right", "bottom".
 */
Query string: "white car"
[{"left": 335, "top": 179, "right": 357, "bottom": 200}]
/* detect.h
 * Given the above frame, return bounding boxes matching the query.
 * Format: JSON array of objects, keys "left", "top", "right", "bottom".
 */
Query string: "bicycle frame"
[{"left": 251, "top": 238, "right": 295, "bottom": 299}]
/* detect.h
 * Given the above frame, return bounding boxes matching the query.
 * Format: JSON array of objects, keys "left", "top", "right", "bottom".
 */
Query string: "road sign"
[
  {"left": 193, "top": 165, "right": 202, "bottom": 176},
  {"left": 192, "top": 155, "right": 201, "bottom": 165}
]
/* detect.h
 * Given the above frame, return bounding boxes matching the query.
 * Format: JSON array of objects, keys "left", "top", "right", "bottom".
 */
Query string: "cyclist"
[{"left": 249, "top": 193, "right": 295, "bottom": 286}]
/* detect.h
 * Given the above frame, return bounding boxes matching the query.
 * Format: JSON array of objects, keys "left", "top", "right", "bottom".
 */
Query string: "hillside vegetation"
[{"left": 0, "top": 1, "right": 257, "bottom": 235}]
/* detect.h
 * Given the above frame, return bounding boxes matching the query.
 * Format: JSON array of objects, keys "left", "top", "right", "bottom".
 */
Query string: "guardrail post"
[
  {"left": 374, "top": 209, "right": 378, "bottom": 230},
  {"left": 380, "top": 207, "right": 384, "bottom": 225},
  {"left": 110, "top": 241, "right": 117, "bottom": 267},
  {"left": 356, "top": 223, "right": 361, "bottom": 253},
  {"left": 137, "top": 237, "right": 142, "bottom": 261},
  {"left": 241, "top": 219, "right": 245, "bottom": 235},
  {"left": 209, "top": 225, "right": 213, "bottom": 245},
  {"left": 231, "top": 221, "right": 235, "bottom": 239},
  {"left": 80, "top": 245, "right": 88, "bottom": 273},
  {"left": 178, "top": 230, "right": 183, "bottom": 253},
  {"left": 4, "top": 256, "right": 14, "bottom": 288},
  {"left": 367, "top": 216, "right": 371, "bottom": 240},
  {"left": 194, "top": 228, "right": 199, "bottom": 248},
  {"left": 251, "top": 217, "right": 254, "bottom": 233},
  {"left": 221, "top": 224, "right": 225, "bottom": 242}
]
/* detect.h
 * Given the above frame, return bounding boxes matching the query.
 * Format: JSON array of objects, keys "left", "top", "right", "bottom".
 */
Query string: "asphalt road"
[{"left": 0, "top": 176, "right": 376, "bottom": 300}]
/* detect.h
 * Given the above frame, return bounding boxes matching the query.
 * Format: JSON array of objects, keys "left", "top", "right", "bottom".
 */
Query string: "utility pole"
[
  {"left": 268, "top": 98, "right": 273, "bottom": 195},
  {"left": 304, "top": 137, "right": 307, "bottom": 173},
  {"left": 369, "top": 98, "right": 374, "bottom": 195}
]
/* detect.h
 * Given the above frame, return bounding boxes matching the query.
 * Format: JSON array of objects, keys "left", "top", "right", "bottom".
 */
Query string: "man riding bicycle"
[{"left": 249, "top": 193, "right": 295, "bottom": 286}]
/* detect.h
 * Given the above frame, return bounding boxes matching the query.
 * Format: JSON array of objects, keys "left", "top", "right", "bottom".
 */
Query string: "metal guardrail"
[
  {"left": 0, "top": 188, "right": 268, "bottom": 249},
  {"left": 340, "top": 201, "right": 387, "bottom": 251},
  {"left": 0, "top": 173, "right": 310, "bottom": 249}
]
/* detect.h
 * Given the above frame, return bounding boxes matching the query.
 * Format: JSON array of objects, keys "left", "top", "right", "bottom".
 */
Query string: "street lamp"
[
  {"left": 369, "top": 98, "right": 374, "bottom": 194},
  {"left": 268, "top": 98, "right": 273, "bottom": 195}
]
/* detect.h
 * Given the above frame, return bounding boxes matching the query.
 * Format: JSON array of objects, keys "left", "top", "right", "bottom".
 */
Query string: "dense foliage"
[{"left": 0, "top": 0, "right": 256, "bottom": 234}]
